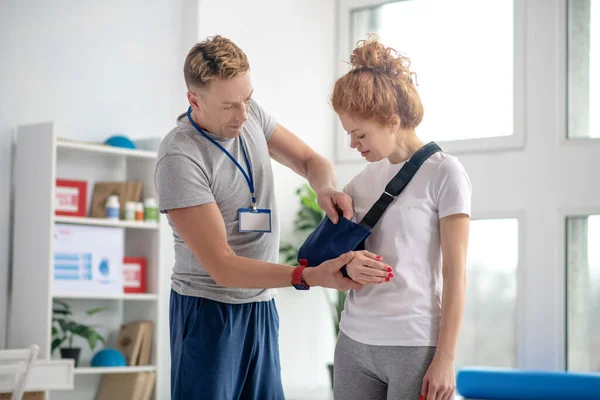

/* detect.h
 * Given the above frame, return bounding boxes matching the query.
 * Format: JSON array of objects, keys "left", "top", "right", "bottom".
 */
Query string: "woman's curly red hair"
[{"left": 331, "top": 35, "right": 423, "bottom": 129}]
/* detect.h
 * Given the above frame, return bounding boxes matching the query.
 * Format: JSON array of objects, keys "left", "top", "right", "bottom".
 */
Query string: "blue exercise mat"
[{"left": 456, "top": 367, "right": 600, "bottom": 400}]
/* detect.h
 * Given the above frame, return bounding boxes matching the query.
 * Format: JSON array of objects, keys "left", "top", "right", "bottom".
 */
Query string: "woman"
[{"left": 331, "top": 36, "right": 472, "bottom": 400}]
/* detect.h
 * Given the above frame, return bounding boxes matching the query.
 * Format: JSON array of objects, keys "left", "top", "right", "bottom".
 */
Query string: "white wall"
[
  {"left": 1, "top": 0, "right": 339, "bottom": 397},
  {"left": 0, "top": 0, "right": 193, "bottom": 345},
  {"left": 195, "top": 0, "right": 338, "bottom": 396}
]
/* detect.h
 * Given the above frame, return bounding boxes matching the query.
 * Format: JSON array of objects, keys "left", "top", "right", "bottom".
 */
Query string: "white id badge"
[{"left": 238, "top": 208, "right": 272, "bottom": 233}]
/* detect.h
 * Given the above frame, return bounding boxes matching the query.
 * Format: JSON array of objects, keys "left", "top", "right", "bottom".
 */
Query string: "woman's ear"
[{"left": 389, "top": 115, "right": 401, "bottom": 133}]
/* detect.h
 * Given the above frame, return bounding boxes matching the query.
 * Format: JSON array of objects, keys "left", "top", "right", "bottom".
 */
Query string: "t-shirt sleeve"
[
  {"left": 154, "top": 154, "right": 215, "bottom": 213},
  {"left": 436, "top": 156, "right": 472, "bottom": 219},
  {"left": 249, "top": 99, "right": 276, "bottom": 141},
  {"left": 342, "top": 174, "right": 362, "bottom": 223},
  {"left": 342, "top": 178, "right": 355, "bottom": 198}
]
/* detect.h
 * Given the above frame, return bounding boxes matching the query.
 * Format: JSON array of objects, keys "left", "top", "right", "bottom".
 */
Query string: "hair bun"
[{"left": 349, "top": 35, "right": 412, "bottom": 80}]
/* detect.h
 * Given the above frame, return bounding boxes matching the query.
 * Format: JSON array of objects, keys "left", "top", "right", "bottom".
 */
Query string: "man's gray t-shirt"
[{"left": 154, "top": 100, "right": 280, "bottom": 304}]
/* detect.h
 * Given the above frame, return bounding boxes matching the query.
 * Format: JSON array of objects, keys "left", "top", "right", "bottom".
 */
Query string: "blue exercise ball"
[
  {"left": 104, "top": 135, "right": 136, "bottom": 149},
  {"left": 91, "top": 348, "right": 127, "bottom": 367}
]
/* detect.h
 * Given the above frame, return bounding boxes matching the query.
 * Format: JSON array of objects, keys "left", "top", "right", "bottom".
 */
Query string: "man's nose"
[{"left": 237, "top": 105, "right": 248, "bottom": 123}]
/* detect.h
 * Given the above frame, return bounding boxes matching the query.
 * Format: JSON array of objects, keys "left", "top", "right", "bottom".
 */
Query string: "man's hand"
[
  {"left": 346, "top": 250, "right": 392, "bottom": 284},
  {"left": 303, "top": 251, "right": 391, "bottom": 291},
  {"left": 317, "top": 186, "right": 354, "bottom": 224},
  {"left": 303, "top": 252, "right": 360, "bottom": 291}
]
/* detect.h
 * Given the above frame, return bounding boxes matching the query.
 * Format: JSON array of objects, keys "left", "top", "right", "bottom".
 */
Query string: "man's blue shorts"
[{"left": 169, "top": 289, "right": 285, "bottom": 400}]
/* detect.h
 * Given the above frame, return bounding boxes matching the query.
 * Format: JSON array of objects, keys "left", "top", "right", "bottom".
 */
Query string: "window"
[
  {"left": 336, "top": 0, "right": 522, "bottom": 161},
  {"left": 566, "top": 215, "right": 600, "bottom": 372},
  {"left": 455, "top": 218, "right": 519, "bottom": 370},
  {"left": 567, "top": 0, "right": 600, "bottom": 139}
]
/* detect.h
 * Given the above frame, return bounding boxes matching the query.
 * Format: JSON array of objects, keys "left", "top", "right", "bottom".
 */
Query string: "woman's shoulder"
[
  {"left": 342, "top": 160, "right": 388, "bottom": 195},
  {"left": 355, "top": 159, "right": 392, "bottom": 183},
  {"left": 427, "top": 151, "right": 472, "bottom": 198},
  {"left": 427, "top": 151, "right": 467, "bottom": 177}
]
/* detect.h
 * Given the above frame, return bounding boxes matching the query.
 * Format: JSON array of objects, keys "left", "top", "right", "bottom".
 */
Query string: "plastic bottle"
[
  {"left": 144, "top": 198, "right": 158, "bottom": 221},
  {"left": 105, "top": 195, "right": 120, "bottom": 220},
  {"left": 124, "top": 201, "right": 136, "bottom": 221},
  {"left": 135, "top": 202, "right": 144, "bottom": 221}
]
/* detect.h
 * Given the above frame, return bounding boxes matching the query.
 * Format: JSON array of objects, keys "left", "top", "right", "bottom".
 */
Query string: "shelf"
[
  {"left": 54, "top": 293, "right": 158, "bottom": 301},
  {"left": 74, "top": 365, "right": 156, "bottom": 375},
  {"left": 0, "top": 359, "right": 74, "bottom": 393},
  {"left": 55, "top": 215, "right": 159, "bottom": 229},
  {"left": 57, "top": 137, "right": 158, "bottom": 159}
]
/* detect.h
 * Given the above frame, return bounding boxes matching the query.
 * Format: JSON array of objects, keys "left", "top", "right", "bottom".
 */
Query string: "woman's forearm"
[{"left": 435, "top": 269, "right": 466, "bottom": 360}]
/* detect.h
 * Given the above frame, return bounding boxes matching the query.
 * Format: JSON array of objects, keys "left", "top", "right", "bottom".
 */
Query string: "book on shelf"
[
  {"left": 115, "top": 320, "right": 153, "bottom": 366},
  {"left": 95, "top": 371, "right": 156, "bottom": 400},
  {"left": 95, "top": 321, "right": 155, "bottom": 400}
]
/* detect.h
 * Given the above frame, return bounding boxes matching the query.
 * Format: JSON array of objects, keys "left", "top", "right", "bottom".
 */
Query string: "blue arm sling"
[{"left": 297, "top": 142, "right": 442, "bottom": 275}]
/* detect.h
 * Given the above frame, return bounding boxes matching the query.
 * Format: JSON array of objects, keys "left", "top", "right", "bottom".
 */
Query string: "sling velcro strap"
[{"left": 359, "top": 142, "right": 442, "bottom": 230}]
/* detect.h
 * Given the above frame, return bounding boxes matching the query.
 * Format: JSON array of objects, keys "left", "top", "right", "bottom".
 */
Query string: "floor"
[{"left": 285, "top": 387, "right": 333, "bottom": 400}]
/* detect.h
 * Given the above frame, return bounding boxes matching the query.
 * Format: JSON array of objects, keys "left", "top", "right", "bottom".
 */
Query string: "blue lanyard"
[{"left": 186, "top": 106, "right": 256, "bottom": 207}]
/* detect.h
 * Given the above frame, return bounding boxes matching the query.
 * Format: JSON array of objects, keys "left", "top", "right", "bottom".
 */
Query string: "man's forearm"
[
  {"left": 305, "top": 154, "right": 337, "bottom": 192},
  {"left": 212, "top": 254, "right": 323, "bottom": 289},
  {"left": 215, "top": 254, "right": 294, "bottom": 288}
]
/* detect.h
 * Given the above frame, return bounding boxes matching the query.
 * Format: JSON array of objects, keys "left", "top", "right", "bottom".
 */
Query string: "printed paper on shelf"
[
  {"left": 123, "top": 264, "right": 141, "bottom": 288},
  {"left": 53, "top": 223, "right": 124, "bottom": 295},
  {"left": 56, "top": 186, "right": 80, "bottom": 213},
  {"left": 123, "top": 257, "right": 146, "bottom": 293}
]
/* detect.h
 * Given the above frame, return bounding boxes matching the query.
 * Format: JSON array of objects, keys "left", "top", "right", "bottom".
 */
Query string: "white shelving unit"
[
  {"left": 8, "top": 122, "right": 174, "bottom": 400},
  {"left": 55, "top": 215, "right": 159, "bottom": 230},
  {"left": 74, "top": 366, "right": 157, "bottom": 375},
  {"left": 54, "top": 293, "right": 159, "bottom": 301}
]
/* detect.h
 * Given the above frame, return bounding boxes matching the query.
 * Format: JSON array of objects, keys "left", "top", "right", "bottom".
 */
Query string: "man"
[{"left": 154, "top": 35, "right": 390, "bottom": 400}]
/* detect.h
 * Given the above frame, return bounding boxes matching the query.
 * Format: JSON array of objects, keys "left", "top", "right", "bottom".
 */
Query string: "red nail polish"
[
  {"left": 387, "top": 267, "right": 392, "bottom": 272},
  {"left": 385, "top": 277, "right": 390, "bottom": 282},
  {"left": 377, "top": 256, "right": 382, "bottom": 260},
  {"left": 388, "top": 273, "right": 394, "bottom": 278},
  {"left": 420, "top": 396, "right": 424, "bottom": 400}
]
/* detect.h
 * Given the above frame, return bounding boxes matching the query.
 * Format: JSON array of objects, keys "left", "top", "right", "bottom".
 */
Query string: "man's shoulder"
[{"left": 157, "top": 119, "right": 202, "bottom": 160}]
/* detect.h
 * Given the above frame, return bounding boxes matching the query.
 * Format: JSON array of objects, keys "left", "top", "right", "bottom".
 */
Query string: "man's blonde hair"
[{"left": 184, "top": 35, "right": 250, "bottom": 89}]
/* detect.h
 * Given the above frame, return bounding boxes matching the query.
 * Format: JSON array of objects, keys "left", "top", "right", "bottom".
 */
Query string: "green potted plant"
[
  {"left": 279, "top": 184, "right": 347, "bottom": 389},
  {"left": 51, "top": 299, "right": 106, "bottom": 367},
  {"left": 279, "top": 184, "right": 326, "bottom": 266}
]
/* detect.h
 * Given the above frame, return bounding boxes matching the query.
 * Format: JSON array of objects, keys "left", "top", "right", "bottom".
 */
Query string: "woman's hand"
[
  {"left": 421, "top": 353, "right": 456, "bottom": 400},
  {"left": 345, "top": 250, "right": 392, "bottom": 284}
]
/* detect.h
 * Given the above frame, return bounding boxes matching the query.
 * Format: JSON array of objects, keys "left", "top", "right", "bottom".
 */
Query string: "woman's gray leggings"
[{"left": 333, "top": 331, "right": 436, "bottom": 400}]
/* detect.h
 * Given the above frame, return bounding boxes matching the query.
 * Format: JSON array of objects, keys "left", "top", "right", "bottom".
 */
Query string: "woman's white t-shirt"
[{"left": 339, "top": 151, "right": 472, "bottom": 346}]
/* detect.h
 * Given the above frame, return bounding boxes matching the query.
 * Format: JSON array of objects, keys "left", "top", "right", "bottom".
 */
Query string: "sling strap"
[{"left": 359, "top": 142, "right": 442, "bottom": 229}]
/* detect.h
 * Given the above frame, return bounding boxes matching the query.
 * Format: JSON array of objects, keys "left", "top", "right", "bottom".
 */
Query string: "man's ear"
[
  {"left": 187, "top": 87, "right": 207, "bottom": 111},
  {"left": 187, "top": 91, "right": 200, "bottom": 110}
]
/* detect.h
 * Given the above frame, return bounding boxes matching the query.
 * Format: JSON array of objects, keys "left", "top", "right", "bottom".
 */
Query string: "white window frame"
[
  {"left": 558, "top": 205, "right": 600, "bottom": 370},
  {"left": 561, "top": 0, "right": 600, "bottom": 144},
  {"left": 468, "top": 211, "right": 527, "bottom": 369},
  {"left": 334, "top": 0, "right": 527, "bottom": 163}
]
